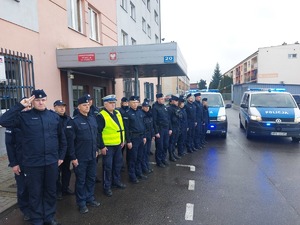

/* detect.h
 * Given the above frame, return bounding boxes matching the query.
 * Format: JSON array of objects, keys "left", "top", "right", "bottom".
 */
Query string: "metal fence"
[{"left": 0, "top": 48, "right": 35, "bottom": 114}]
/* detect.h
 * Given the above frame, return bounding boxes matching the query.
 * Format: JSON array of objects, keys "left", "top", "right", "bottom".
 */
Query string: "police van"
[
  {"left": 239, "top": 88, "right": 300, "bottom": 141},
  {"left": 200, "top": 90, "right": 232, "bottom": 138}
]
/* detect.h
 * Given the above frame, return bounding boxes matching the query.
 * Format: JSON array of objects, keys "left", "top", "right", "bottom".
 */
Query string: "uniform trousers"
[
  {"left": 177, "top": 126, "right": 187, "bottom": 156},
  {"left": 155, "top": 128, "right": 169, "bottom": 164},
  {"left": 128, "top": 136, "right": 144, "bottom": 181},
  {"left": 102, "top": 145, "right": 123, "bottom": 190},
  {"left": 24, "top": 163, "right": 58, "bottom": 225},
  {"left": 57, "top": 156, "right": 72, "bottom": 194},
  {"left": 15, "top": 169, "right": 29, "bottom": 217},
  {"left": 74, "top": 159, "right": 96, "bottom": 208},
  {"left": 141, "top": 136, "right": 152, "bottom": 172},
  {"left": 186, "top": 121, "right": 195, "bottom": 151},
  {"left": 168, "top": 128, "right": 180, "bottom": 158},
  {"left": 194, "top": 122, "right": 203, "bottom": 148}
]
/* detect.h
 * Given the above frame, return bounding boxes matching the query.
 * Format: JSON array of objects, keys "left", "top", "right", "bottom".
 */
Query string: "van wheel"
[
  {"left": 239, "top": 119, "right": 244, "bottom": 129},
  {"left": 246, "top": 126, "right": 252, "bottom": 139},
  {"left": 292, "top": 137, "right": 300, "bottom": 142}
]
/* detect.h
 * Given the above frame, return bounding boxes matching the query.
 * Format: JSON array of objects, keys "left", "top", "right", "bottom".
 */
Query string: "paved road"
[{"left": 1, "top": 107, "right": 300, "bottom": 225}]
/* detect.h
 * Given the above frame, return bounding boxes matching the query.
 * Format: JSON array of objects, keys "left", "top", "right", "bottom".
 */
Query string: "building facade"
[
  {"left": 0, "top": 0, "right": 117, "bottom": 114},
  {"left": 224, "top": 43, "right": 300, "bottom": 85}
]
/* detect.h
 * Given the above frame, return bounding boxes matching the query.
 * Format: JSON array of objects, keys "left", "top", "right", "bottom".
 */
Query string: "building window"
[
  {"left": 144, "top": 82, "right": 154, "bottom": 101},
  {"left": 155, "top": 34, "right": 159, "bottom": 43},
  {"left": 130, "top": 2, "right": 136, "bottom": 21},
  {"left": 142, "top": 18, "right": 146, "bottom": 32},
  {"left": 147, "top": 24, "right": 151, "bottom": 38},
  {"left": 154, "top": 10, "right": 159, "bottom": 24},
  {"left": 72, "top": 85, "right": 84, "bottom": 107},
  {"left": 131, "top": 38, "right": 136, "bottom": 45},
  {"left": 121, "top": 30, "right": 128, "bottom": 45},
  {"left": 88, "top": 7, "right": 99, "bottom": 41},
  {"left": 121, "top": 0, "right": 127, "bottom": 11},
  {"left": 68, "top": 0, "right": 83, "bottom": 33},
  {"left": 288, "top": 54, "right": 297, "bottom": 59},
  {"left": 147, "top": 0, "right": 150, "bottom": 11},
  {"left": 93, "top": 87, "right": 105, "bottom": 108}
]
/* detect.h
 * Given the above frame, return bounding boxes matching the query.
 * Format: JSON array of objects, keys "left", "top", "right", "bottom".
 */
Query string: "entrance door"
[{"left": 93, "top": 87, "right": 105, "bottom": 108}]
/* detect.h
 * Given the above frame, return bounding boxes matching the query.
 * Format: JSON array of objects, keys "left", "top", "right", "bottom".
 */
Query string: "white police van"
[
  {"left": 239, "top": 88, "right": 300, "bottom": 141},
  {"left": 200, "top": 90, "right": 232, "bottom": 138}
]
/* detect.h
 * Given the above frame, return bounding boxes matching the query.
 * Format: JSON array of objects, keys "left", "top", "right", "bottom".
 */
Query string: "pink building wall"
[{"left": 0, "top": 0, "right": 117, "bottom": 106}]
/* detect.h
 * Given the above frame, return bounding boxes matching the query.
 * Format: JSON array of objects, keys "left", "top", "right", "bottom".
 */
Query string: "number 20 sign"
[{"left": 164, "top": 56, "right": 174, "bottom": 63}]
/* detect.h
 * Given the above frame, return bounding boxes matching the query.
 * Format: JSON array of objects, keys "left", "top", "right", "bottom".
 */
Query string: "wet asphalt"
[{"left": 1, "top": 107, "right": 300, "bottom": 225}]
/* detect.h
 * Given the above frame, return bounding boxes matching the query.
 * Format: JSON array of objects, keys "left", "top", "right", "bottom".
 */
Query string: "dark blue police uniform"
[
  {"left": 202, "top": 99, "right": 210, "bottom": 143},
  {"left": 185, "top": 96, "right": 197, "bottom": 153},
  {"left": 123, "top": 99, "right": 146, "bottom": 182},
  {"left": 152, "top": 95, "right": 172, "bottom": 167},
  {"left": 194, "top": 94, "right": 204, "bottom": 149},
  {"left": 5, "top": 127, "right": 30, "bottom": 219},
  {"left": 167, "top": 97, "right": 182, "bottom": 161},
  {"left": 177, "top": 99, "right": 188, "bottom": 156},
  {"left": 0, "top": 99, "right": 67, "bottom": 225},
  {"left": 66, "top": 101, "right": 99, "bottom": 211}
]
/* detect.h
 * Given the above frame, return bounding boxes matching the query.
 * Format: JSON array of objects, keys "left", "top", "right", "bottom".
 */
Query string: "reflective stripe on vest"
[{"left": 100, "top": 110, "right": 125, "bottom": 146}]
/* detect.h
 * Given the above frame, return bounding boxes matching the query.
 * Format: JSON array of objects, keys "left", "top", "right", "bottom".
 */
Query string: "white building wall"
[
  {"left": 115, "top": 0, "right": 161, "bottom": 103},
  {"left": 257, "top": 44, "right": 300, "bottom": 84}
]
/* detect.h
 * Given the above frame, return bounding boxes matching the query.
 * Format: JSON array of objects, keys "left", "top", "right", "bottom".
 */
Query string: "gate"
[{"left": 0, "top": 48, "right": 35, "bottom": 113}]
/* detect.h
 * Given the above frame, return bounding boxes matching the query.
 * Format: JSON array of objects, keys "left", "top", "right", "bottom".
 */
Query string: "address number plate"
[{"left": 271, "top": 132, "right": 287, "bottom": 136}]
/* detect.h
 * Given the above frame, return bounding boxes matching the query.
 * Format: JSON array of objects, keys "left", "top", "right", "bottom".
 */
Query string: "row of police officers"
[{"left": 0, "top": 89, "right": 210, "bottom": 225}]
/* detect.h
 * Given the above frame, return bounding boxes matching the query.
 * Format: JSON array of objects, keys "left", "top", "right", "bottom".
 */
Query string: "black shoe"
[
  {"left": 79, "top": 206, "right": 89, "bottom": 214},
  {"left": 143, "top": 169, "right": 153, "bottom": 174},
  {"left": 162, "top": 161, "right": 169, "bottom": 166},
  {"left": 174, "top": 154, "right": 181, "bottom": 160},
  {"left": 87, "top": 200, "right": 101, "bottom": 207},
  {"left": 103, "top": 189, "right": 113, "bottom": 197},
  {"left": 157, "top": 163, "right": 165, "bottom": 168},
  {"left": 137, "top": 174, "right": 148, "bottom": 180},
  {"left": 62, "top": 188, "right": 74, "bottom": 196},
  {"left": 112, "top": 183, "right": 126, "bottom": 189},
  {"left": 95, "top": 177, "right": 102, "bottom": 183},
  {"left": 149, "top": 151, "right": 154, "bottom": 155},
  {"left": 169, "top": 157, "right": 176, "bottom": 162},
  {"left": 44, "top": 219, "right": 62, "bottom": 225},
  {"left": 23, "top": 215, "right": 30, "bottom": 221},
  {"left": 56, "top": 192, "right": 62, "bottom": 200},
  {"left": 130, "top": 179, "right": 139, "bottom": 184},
  {"left": 187, "top": 150, "right": 193, "bottom": 153}
]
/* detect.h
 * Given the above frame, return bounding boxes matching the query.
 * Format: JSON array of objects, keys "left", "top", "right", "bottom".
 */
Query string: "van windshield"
[
  {"left": 202, "top": 94, "right": 224, "bottom": 107},
  {"left": 250, "top": 93, "right": 297, "bottom": 108}
]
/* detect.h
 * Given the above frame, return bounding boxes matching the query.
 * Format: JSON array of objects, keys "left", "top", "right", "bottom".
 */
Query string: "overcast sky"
[{"left": 160, "top": 0, "right": 300, "bottom": 83}]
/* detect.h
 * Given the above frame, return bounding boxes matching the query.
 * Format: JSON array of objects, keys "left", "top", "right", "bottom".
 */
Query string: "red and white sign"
[
  {"left": 109, "top": 52, "right": 117, "bottom": 60},
  {"left": 78, "top": 53, "right": 95, "bottom": 62}
]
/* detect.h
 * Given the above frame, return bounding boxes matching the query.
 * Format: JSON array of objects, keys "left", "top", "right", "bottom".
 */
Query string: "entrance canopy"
[{"left": 56, "top": 42, "right": 187, "bottom": 78}]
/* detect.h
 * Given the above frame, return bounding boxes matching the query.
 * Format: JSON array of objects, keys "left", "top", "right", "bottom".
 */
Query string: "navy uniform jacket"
[
  {"left": 185, "top": 101, "right": 196, "bottom": 123},
  {"left": 194, "top": 100, "right": 204, "bottom": 123},
  {"left": 5, "top": 127, "right": 23, "bottom": 167},
  {"left": 123, "top": 107, "right": 146, "bottom": 142},
  {"left": 152, "top": 102, "right": 172, "bottom": 134},
  {"left": 117, "top": 106, "right": 129, "bottom": 117},
  {"left": 0, "top": 103, "right": 67, "bottom": 167},
  {"left": 180, "top": 106, "right": 188, "bottom": 129},
  {"left": 167, "top": 104, "right": 182, "bottom": 130},
  {"left": 203, "top": 105, "right": 210, "bottom": 125},
  {"left": 66, "top": 113, "right": 98, "bottom": 162},
  {"left": 58, "top": 113, "right": 71, "bottom": 158},
  {"left": 142, "top": 110, "right": 155, "bottom": 138}
]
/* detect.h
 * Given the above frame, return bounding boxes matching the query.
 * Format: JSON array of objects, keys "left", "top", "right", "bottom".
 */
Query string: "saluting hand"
[{"left": 20, "top": 96, "right": 35, "bottom": 107}]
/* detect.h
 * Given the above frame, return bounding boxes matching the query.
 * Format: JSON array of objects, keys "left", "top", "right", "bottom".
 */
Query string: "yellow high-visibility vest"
[{"left": 100, "top": 109, "right": 125, "bottom": 146}]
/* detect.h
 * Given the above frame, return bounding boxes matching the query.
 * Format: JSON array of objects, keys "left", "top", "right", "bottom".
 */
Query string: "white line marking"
[
  {"left": 185, "top": 203, "right": 194, "bottom": 221},
  {"left": 188, "top": 180, "right": 195, "bottom": 191},
  {"left": 176, "top": 164, "right": 196, "bottom": 172}
]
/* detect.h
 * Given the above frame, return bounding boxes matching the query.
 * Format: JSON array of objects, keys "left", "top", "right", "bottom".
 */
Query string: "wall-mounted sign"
[
  {"left": 78, "top": 53, "right": 95, "bottom": 62},
  {"left": 109, "top": 52, "right": 117, "bottom": 60},
  {"left": 164, "top": 56, "right": 174, "bottom": 63},
  {"left": 0, "top": 55, "right": 6, "bottom": 82}
]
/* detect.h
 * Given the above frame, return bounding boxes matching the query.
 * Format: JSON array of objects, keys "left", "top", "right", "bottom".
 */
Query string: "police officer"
[
  {"left": 0, "top": 89, "right": 66, "bottom": 225},
  {"left": 202, "top": 98, "right": 210, "bottom": 144},
  {"left": 123, "top": 96, "right": 147, "bottom": 183},
  {"left": 96, "top": 95, "right": 126, "bottom": 197},
  {"left": 141, "top": 100, "right": 154, "bottom": 174},
  {"left": 66, "top": 96, "right": 100, "bottom": 214},
  {"left": 185, "top": 93, "right": 197, "bottom": 153},
  {"left": 167, "top": 95, "right": 182, "bottom": 161},
  {"left": 193, "top": 93, "right": 204, "bottom": 150},
  {"left": 53, "top": 100, "right": 74, "bottom": 200},
  {"left": 4, "top": 99, "right": 31, "bottom": 221},
  {"left": 152, "top": 93, "right": 172, "bottom": 168},
  {"left": 117, "top": 97, "right": 129, "bottom": 116},
  {"left": 177, "top": 96, "right": 188, "bottom": 156}
]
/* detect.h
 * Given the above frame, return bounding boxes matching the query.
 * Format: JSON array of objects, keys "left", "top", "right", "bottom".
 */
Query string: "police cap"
[
  {"left": 129, "top": 96, "right": 140, "bottom": 102},
  {"left": 53, "top": 100, "right": 66, "bottom": 107},
  {"left": 32, "top": 89, "right": 47, "bottom": 98},
  {"left": 156, "top": 93, "right": 164, "bottom": 98},
  {"left": 102, "top": 95, "right": 117, "bottom": 102},
  {"left": 121, "top": 97, "right": 128, "bottom": 102},
  {"left": 202, "top": 98, "right": 208, "bottom": 102},
  {"left": 194, "top": 92, "right": 201, "bottom": 97},
  {"left": 77, "top": 96, "right": 89, "bottom": 105}
]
